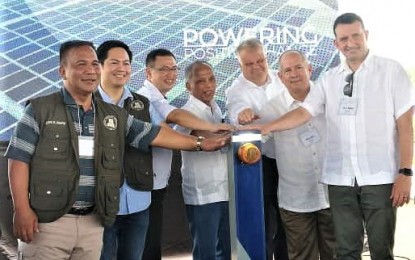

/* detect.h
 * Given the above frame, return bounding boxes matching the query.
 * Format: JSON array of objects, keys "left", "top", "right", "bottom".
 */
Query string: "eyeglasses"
[
  {"left": 151, "top": 66, "right": 180, "bottom": 73},
  {"left": 343, "top": 72, "right": 354, "bottom": 97}
]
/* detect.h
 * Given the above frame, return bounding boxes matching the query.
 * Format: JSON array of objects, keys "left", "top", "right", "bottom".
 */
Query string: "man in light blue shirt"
[{"left": 97, "top": 40, "right": 152, "bottom": 260}]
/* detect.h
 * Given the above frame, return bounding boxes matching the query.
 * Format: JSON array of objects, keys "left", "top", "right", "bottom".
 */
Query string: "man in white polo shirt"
[
  {"left": 259, "top": 13, "right": 414, "bottom": 259},
  {"left": 226, "top": 38, "right": 288, "bottom": 260},
  {"left": 176, "top": 60, "right": 230, "bottom": 260},
  {"left": 259, "top": 50, "right": 336, "bottom": 260},
  {"left": 138, "top": 49, "right": 232, "bottom": 260}
]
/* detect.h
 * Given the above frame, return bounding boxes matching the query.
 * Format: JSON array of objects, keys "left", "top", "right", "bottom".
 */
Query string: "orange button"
[{"left": 238, "top": 143, "right": 261, "bottom": 164}]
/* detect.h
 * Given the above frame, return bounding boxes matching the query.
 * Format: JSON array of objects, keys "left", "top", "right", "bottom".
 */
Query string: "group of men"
[{"left": 5, "top": 12, "right": 413, "bottom": 260}]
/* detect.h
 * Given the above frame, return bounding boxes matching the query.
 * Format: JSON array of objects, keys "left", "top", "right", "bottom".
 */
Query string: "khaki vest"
[{"left": 30, "top": 91, "right": 127, "bottom": 226}]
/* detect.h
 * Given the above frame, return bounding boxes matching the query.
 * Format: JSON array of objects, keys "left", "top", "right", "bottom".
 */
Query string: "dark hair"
[
  {"left": 96, "top": 40, "right": 133, "bottom": 64},
  {"left": 145, "top": 48, "right": 176, "bottom": 67},
  {"left": 185, "top": 60, "right": 213, "bottom": 81},
  {"left": 59, "top": 40, "right": 95, "bottom": 64},
  {"left": 333, "top": 13, "right": 365, "bottom": 36}
]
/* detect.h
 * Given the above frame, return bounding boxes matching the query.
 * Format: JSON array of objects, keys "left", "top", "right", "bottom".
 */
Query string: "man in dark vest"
[
  {"left": 96, "top": 40, "right": 153, "bottom": 260},
  {"left": 5, "top": 40, "right": 229, "bottom": 260}
]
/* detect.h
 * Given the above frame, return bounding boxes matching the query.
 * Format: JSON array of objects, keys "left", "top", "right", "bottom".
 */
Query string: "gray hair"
[
  {"left": 184, "top": 60, "right": 213, "bottom": 82},
  {"left": 277, "top": 50, "right": 308, "bottom": 70},
  {"left": 235, "top": 38, "right": 266, "bottom": 61}
]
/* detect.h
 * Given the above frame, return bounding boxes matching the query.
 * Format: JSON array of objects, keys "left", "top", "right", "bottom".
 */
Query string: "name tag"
[
  {"left": 338, "top": 98, "right": 358, "bottom": 115},
  {"left": 79, "top": 136, "right": 94, "bottom": 157},
  {"left": 299, "top": 128, "right": 320, "bottom": 147}
]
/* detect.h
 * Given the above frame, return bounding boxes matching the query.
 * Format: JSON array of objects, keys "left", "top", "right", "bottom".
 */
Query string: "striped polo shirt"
[{"left": 5, "top": 88, "right": 160, "bottom": 209}]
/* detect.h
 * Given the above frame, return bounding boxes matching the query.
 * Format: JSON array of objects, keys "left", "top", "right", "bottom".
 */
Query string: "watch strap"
[{"left": 398, "top": 168, "right": 413, "bottom": 176}]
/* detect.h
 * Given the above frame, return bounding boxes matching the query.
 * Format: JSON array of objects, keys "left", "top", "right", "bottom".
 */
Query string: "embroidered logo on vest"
[
  {"left": 131, "top": 100, "right": 144, "bottom": 111},
  {"left": 103, "top": 115, "right": 117, "bottom": 130}
]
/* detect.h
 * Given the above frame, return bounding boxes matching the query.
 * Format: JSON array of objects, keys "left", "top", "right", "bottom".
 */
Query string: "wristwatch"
[
  {"left": 195, "top": 136, "right": 205, "bottom": 151},
  {"left": 398, "top": 168, "right": 413, "bottom": 176}
]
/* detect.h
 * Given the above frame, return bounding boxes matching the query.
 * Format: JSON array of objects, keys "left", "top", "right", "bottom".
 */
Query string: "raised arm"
[
  {"left": 151, "top": 124, "right": 230, "bottom": 151},
  {"left": 261, "top": 106, "right": 312, "bottom": 134},
  {"left": 166, "top": 108, "right": 232, "bottom": 132}
]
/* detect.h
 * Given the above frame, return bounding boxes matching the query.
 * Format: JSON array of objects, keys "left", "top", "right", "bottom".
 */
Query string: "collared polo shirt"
[
  {"left": 259, "top": 86, "right": 329, "bottom": 212},
  {"left": 175, "top": 95, "right": 228, "bottom": 205},
  {"left": 302, "top": 53, "right": 414, "bottom": 186},
  {"left": 137, "top": 80, "right": 176, "bottom": 190},
  {"left": 225, "top": 70, "right": 284, "bottom": 158},
  {"left": 6, "top": 87, "right": 160, "bottom": 208}
]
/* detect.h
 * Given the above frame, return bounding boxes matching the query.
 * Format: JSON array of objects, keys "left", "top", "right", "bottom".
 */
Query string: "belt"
[{"left": 68, "top": 206, "right": 94, "bottom": 215}]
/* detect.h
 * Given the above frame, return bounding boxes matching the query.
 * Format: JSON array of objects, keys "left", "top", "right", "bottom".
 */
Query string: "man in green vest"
[{"left": 5, "top": 40, "right": 229, "bottom": 260}]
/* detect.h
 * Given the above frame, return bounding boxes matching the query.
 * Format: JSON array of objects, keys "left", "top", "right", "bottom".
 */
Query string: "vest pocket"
[
  {"left": 102, "top": 147, "right": 119, "bottom": 170},
  {"left": 103, "top": 177, "right": 119, "bottom": 216},
  {"left": 30, "top": 174, "right": 73, "bottom": 211},
  {"left": 38, "top": 127, "right": 70, "bottom": 161}
]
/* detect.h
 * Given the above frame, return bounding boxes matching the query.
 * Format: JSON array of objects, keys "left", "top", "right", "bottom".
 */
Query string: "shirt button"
[
  {"left": 46, "top": 190, "right": 52, "bottom": 195},
  {"left": 55, "top": 134, "right": 60, "bottom": 138},
  {"left": 53, "top": 147, "right": 58, "bottom": 151}
]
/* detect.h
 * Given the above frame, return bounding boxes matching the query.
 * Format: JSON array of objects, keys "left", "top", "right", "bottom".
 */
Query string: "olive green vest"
[
  {"left": 30, "top": 91, "right": 127, "bottom": 226},
  {"left": 122, "top": 92, "right": 154, "bottom": 191},
  {"left": 95, "top": 91, "right": 154, "bottom": 191}
]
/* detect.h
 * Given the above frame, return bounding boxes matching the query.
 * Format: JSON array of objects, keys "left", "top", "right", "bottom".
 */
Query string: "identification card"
[
  {"left": 299, "top": 128, "right": 320, "bottom": 147},
  {"left": 79, "top": 136, "right": 94, "bottom": 157},
  {"left": 338, "top": 98, "right": 358, "bottom": 115}
]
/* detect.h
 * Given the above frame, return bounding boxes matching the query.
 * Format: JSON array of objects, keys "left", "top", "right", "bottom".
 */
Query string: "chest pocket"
[
  {"left": 37, "top": 126, "right": 71, "bottom": 161},
  {"left": 101, "top": 146, "right": 119, "bottom": 171}
]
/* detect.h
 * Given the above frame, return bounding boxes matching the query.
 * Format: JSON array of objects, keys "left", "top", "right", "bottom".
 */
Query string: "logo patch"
[
  {"left": 131, "top": 100, "right": 144, "bottom": 111},
  {"left": 103, "top": 115, "right": 117, "bottom": 130}
]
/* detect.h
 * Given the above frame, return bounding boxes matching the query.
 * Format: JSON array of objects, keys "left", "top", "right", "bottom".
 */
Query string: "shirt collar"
[
  {"left": 282, "top": 81, "right": 314, "bottom": 108},
  {"left": 61, "top": 87, "right": 77, "bottom": 105},
  {"left": 97, "top": 85, "right": 132, "bottom": 107},
  {"left": 188, "top": 94, "right": 215, "bottom": 111},
  {"left": 240, "top": 70, "right": 272, "bottom": 88},
  {"left": 144, "top": 79, "right": 167, "bottom": 100},
  {"left": 338, "top": 50, "right": 373, "bottom": 74},
  {"left": 282, "top": 88, "right": 296, "bottom": 107}
]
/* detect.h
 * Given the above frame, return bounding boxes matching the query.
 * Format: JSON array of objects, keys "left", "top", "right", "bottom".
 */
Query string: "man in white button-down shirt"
[
  {"left": 259, "top": 13, "right": 414, "bottom": 259},
  {"left": 226, "top": 38, "right": 288, "bottom": 260},
  {"left": 138, "top": 49, "right": 232, "bottom": 260},
  {"left": 176, "top": 61, "right": 230, "bottom": 260},
  {"left": 259, "top": 50, "right": 336, "bottom": 260}
]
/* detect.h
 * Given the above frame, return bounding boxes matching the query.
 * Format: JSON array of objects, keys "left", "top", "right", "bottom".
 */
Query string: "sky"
[{"left": 338, "top": 0, "right": 414, "bottom": 69}]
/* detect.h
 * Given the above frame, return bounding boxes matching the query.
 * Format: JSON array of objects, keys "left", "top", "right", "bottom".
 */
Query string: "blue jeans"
[
  {"left": 186, "top": 201, "right": 231, "bottom": 260},
  {"left": 100, "top": 209, "right": 149, "bottom": 260}
]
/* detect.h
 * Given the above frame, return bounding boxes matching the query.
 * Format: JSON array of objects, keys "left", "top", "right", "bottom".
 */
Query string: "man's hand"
[
  {"left": 237, "top": 123, "right": 263, "bottom": 132},
  {"left": 209, "top": 123, "right": 234, "bottom": 133},
  {"left": 390, "top": 174, "right": 412, "bottom": 207},
  {"left": 13, "top": 207, "right": 39, "bottom": 243},
  {"left": 200, "top": 132, "right": 231, "bottom": 151},
  {"left": 238, "top": 108, "right": 260, "bottom": 125}
]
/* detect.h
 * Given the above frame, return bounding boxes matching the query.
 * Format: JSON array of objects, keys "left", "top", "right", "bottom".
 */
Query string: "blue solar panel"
[{"left": 0, "top": 0, "right": 339, "bottom": 141}]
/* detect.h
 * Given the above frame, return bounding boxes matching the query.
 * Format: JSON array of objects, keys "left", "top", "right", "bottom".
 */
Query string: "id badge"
[
  {"left": 338, "top": 98, "right": 358, "bottom": 115},
  {"left": 79, "top": 136, "right": 94, "bottom": 157},
  {"left": 299, "top": 128, "right": 321, "bottom": 147}
]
